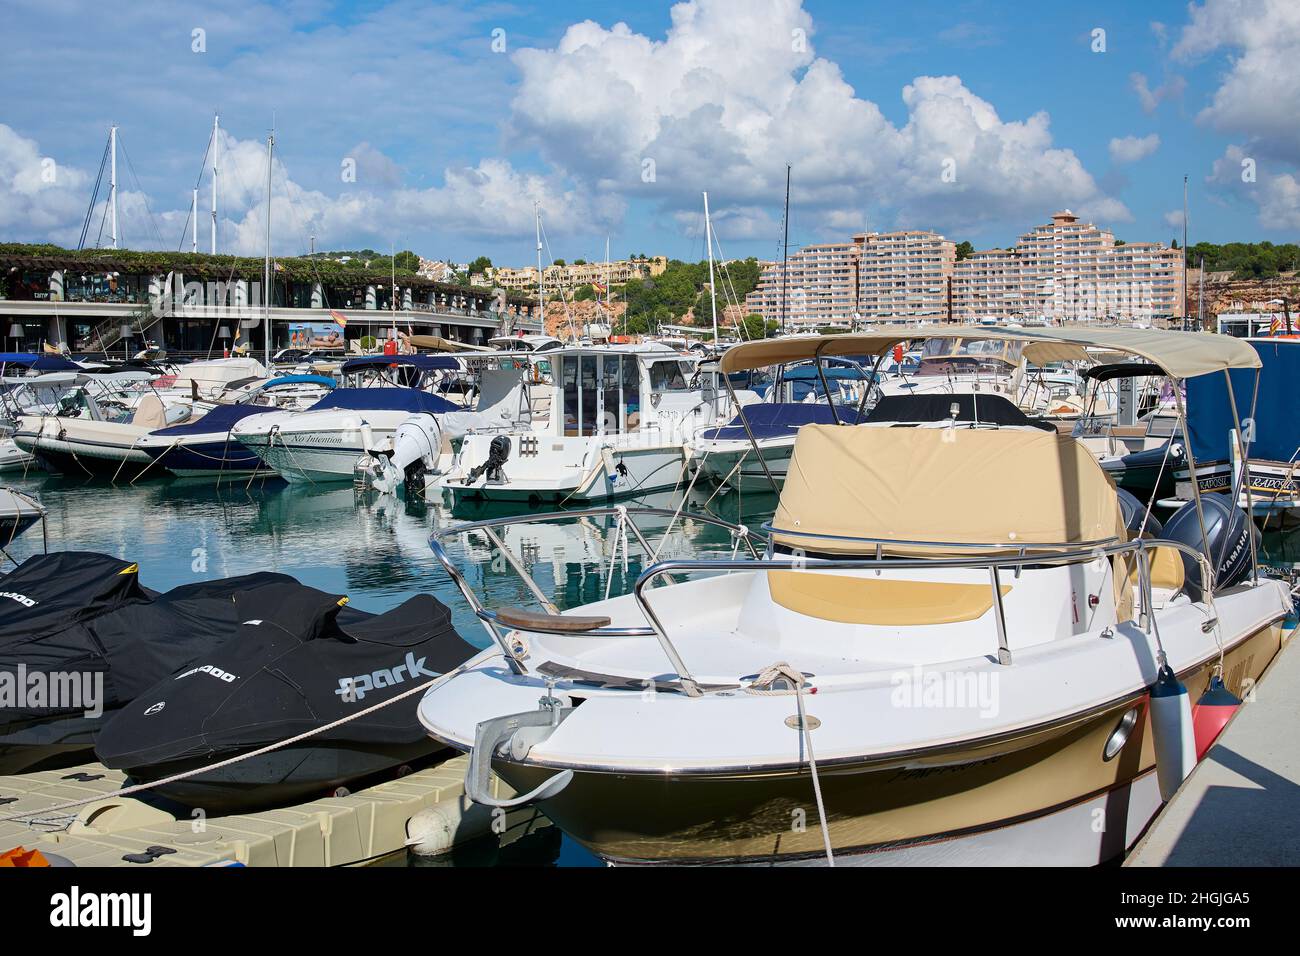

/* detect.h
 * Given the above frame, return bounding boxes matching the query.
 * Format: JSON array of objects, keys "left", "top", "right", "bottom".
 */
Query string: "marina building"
[{"left": 0, "top": 248, "right": 542, "bottom": 356}]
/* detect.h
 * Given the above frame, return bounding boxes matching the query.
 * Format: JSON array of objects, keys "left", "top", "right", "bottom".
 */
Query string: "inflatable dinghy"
[
  {"left": 95, "top": 583, "right": 476, "bottom": 813},
  {"left": 0, "top": 551, "right": 298, "bottom": 774}
]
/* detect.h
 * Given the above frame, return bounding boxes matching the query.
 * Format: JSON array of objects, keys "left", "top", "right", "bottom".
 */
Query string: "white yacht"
[
  {"left": 433, "top": 344, "right": 755, "bottom": 504},
  {"left": 878, "top": 336, "right": 1053, "bottom": 413},
  {"left": 418, "top": 327, "right": 1288, "bottom": 866}
]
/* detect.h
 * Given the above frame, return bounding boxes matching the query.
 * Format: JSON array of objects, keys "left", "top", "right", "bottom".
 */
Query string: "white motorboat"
[
  {"left": 0, "top": 486, "right": 45, "bottom": 551},
  {"left": 418, "top": 326, "right": 1289, "bottom": 866},
  {"left": 878, "top": 336, "right": 1053, "bottom": 413},
  {"left": 230, "top": 386, "right": 462, "bottom": 483},
  {"left": 691, "top": 358, "right": 875, "bottom": 493},
  {"left": 12, "top": 389, "right": 199, "bottom": 479},
  {"left": 434, "top": 344, "right": 756, "bottom": 504},
  {"left": 136, "top": 375, "right": 340, "bottom": 478}
]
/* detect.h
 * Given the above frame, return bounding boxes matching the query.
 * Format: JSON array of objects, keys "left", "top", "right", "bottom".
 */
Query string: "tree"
[
  {"left": 573, "top": 258, "right": 587, "bottom": 265},
  {"left": 740, "top": 314, "right": 777, "bottom": 340},
  {"left": 955, "top": 241, "right": 974, "bottom": 260},
  {"left": 467, "top": 255, "right": 492, "bottom": 275},
  {"left": 393, "top": 250, "right": 420, "bottom": 273},
  {"left": 573, "top": 284, "right": 597, "bottom": 301},
  {"left": 553, "top": 258, "right": 566, "bottom": 267}
]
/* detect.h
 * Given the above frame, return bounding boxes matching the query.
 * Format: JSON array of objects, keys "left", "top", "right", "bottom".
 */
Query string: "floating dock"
[
  {"left": 0, "top": 755, "right": 544, "bottom": 867},
  {"left": 1127, "top": 629, "right": 1300, "bottom": 866}
]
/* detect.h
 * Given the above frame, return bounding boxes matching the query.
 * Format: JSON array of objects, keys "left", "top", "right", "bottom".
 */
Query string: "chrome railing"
[{"left": 429, "top": 507, "right": 1217, "bottom": 699}]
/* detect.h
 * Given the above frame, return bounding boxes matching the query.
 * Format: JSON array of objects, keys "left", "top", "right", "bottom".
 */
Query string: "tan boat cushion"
[
  {"left": 767, "top": 572, "right": 1011, "bottom": 626},
  {"left": 1127, "top": 545, "right": 1186, "bottom": 592}
]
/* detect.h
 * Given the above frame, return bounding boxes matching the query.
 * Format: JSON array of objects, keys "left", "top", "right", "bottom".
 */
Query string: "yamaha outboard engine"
[
  {"left": 1116, "top": 487, "right": 1163, "bottom": 537},
  {"left": 354, "top": 413, "right": 443, "bottom": 497},
  {"left": 1160, "top": 492, "right": 1256, "bottom": 598},
  {"left": 463, "top": 434, "right": 511, "bottom": 486}
]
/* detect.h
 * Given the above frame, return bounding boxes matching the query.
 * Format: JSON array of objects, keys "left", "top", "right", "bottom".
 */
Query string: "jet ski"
[
  {"left": 95, "top": 583, "right": 477, "bottom": 813},
  {"left": 0, "top": 551, "right": 298, "bottom": 774}
]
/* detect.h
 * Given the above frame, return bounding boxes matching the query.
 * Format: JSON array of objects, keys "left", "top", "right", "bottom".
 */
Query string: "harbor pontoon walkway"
[{"left": 1127, "top": 630, "right": 1300, "bottom": 866}]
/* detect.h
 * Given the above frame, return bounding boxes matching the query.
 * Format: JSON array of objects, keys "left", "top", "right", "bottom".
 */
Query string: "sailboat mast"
[
  {"left": 264, "top": 129, "right": 273, "bottom": 365},
  {"left": 1182, "top": 174, "right": 1189, "bottom": 329},
  {"left": 704, "top": 191, "right": 719, "bottom": 345},
  {"left": 781, "top": 163, "right": 790, "bottom": 336},
  {"left": 192, "top": 188, "right": 198, "bottom": 253},
  {"left": 535, "top": 202, "right": 544, "bottom": 331},
  {"left": 109, "top": 125, "right": 118, "bottom": 249},
  {"left": 211, "top": 114, "right": 220, "bottom": 255}
]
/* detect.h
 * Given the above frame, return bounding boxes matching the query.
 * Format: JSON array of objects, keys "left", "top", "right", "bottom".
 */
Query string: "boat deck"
[
  {"left": 0, "top": 755, "right": 543, "bottom": 867},
  {"left": 1126, "top": 627, "right": 1300, "bottom": 866}
]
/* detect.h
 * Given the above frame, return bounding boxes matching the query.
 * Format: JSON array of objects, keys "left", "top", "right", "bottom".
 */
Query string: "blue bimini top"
[
  {"left": 152, "top": 402, "right": 277, "bottom": 438},
  {"left": 699, "top": 402, "right": 864, "bottom": 441},
  {"left": 306, "top": 387, "right": 460, "bottom": 415}
]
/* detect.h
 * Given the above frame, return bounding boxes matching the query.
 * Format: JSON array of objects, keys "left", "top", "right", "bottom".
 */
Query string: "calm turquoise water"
[{"left": 1, "top": 467, "right": 780, "bottom": 866}]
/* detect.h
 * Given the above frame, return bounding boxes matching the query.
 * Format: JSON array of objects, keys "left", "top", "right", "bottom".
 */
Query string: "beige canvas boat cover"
[
  {"left": 720, "top": 326, "right": 1261, "bottom": 379},
  {"left": 405, "top": 334, "right": 493, "bottom": 353},
  {"left": 772, "top": 425, "right": 1125, "bottom": 555}
]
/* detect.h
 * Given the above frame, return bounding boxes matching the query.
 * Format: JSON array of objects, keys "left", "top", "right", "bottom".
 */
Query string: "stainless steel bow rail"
[{"left": 429, "top": 507, "right": 1223, "bottom": 699}]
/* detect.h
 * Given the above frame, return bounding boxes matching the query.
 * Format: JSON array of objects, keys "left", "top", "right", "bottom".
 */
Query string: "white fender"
[{"left": 1149, "top": 664, "right": 1197, "bottom": 801}]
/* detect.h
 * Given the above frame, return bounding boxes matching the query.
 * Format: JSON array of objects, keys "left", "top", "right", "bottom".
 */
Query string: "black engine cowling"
[
  {"left": 1116, "top": 487, "right": 1163, "bottom": 537},
  {"left": 1160, "top": 492, "right": 1255, "bottom": 597}
]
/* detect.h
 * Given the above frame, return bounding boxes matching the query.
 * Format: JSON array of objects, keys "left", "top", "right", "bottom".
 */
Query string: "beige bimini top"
[{"left": 771, "top": 425, "right": 1126, "bottom": 556}]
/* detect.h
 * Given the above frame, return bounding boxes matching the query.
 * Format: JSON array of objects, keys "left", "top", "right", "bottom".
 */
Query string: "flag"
[
  {"left": 1270, "top": 314, "right": 1283, "bottom": 335},
  {"left": 329, "top": 309, "right": 348, "bottom": 328}
]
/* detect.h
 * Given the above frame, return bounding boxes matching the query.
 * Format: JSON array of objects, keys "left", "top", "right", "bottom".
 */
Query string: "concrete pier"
[{"left": 1127, "top": 631, "right": 1300, "bottom": 866}]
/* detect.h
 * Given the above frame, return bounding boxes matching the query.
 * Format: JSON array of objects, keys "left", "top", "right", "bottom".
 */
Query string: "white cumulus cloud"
[
  {"left": 1109, "top": 134, "right": 1161, "bottom": 164},
  {"left": 506, "top": 0, "right": 1124, "bottom": 237}
]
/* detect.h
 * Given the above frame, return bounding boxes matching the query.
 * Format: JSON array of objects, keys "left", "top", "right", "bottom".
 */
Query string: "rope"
[
  {"left": 743, "top": 662, "right": 834, "bottom": 866},
  {"left": 603, "top": 505, "right": 630, "bottom": 601},
  {"left": 0, "top": 662, "right": 470, "bottom": 826}
]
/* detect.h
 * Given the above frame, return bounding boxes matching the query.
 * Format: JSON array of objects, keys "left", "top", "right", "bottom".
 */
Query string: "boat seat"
[
  {"left": 767, "top": 572, "right": 1011, "bottom": 626},
  {"left": 495, "top": 606, "right": 612, "bottom": 632},
  {"left": 1108, "top": 425, "right": 1148, "bottom": 439},
  {"left": 130, "top": 394, "right": 168, "bottom": 430}
]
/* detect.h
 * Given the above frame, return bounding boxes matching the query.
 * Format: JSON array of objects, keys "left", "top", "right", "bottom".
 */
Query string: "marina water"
[{"left": 3, "top": 469, "right": 780, "bottom": 865}]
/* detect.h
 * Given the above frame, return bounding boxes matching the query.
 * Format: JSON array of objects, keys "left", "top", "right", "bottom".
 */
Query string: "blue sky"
[{"left": 1, "top": 0, "right": 1297, "bottom": 267}]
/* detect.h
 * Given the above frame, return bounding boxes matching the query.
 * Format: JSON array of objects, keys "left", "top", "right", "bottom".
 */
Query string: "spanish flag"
[{"left": 329, "top": 309, "right": 348, "bottom": 328}]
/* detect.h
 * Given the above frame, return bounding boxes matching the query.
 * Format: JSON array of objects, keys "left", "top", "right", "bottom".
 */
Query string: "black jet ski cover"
[
  {"left": 0, "top": 551, "right": 297, "bottom": 774},
  {"left": 95, "top": 583, "right": 478, "bottom": 812}
]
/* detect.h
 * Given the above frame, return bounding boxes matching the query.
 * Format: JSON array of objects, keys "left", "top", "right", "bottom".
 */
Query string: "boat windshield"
[
  {"left": 916, "top": 337, "right": 1024, "bottom": 376},
  {"left": 649, "top": 359, "right": 694, "bottom": 391}
]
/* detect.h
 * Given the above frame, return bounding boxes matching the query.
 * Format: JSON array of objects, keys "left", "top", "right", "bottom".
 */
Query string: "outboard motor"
[
  {"left": 354, "top": 413, "right": 443, "bottom": 497},
  {"left": 463, "top": 434, "right": 511, "bottom": 486},
  {"left": 1116, "top": 487, "right": 1163, "bottom": 537},
  {"left": 1160, "top": 492, "right": 1256, "bottom": 598}
]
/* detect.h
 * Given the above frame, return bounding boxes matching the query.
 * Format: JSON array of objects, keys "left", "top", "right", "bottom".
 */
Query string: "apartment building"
[
  {"left": 493, "top": 256, "right": 668, "bottom": 295},
  {"left": 997, "top": 211, "right": 1182, "bottom": 322},
  {"left": 744, "top": 231, "right": 954, "bottom": 327},
  {"left": 744, "top": 240, "right": 859, "bottom": 328},
  {"left": 745, "top": 210, "right": 1184, "bottom": 327}
]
